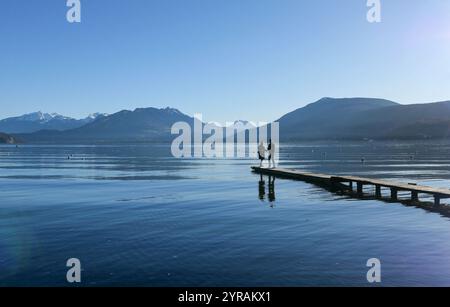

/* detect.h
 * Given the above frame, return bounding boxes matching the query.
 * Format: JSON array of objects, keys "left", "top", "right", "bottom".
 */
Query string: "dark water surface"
[{"left": 1, "top": 142, "right": 450, "bottom": 286}]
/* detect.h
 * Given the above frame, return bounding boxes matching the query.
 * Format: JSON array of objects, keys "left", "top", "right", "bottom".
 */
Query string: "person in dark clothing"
[{"left": 258, "top": 141, "right": 266, "bottom": 167}]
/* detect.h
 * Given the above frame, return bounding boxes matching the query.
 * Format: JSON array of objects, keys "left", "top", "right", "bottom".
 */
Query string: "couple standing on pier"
[{"left": 258, "top": 139, "right": 276, "bottom": 168}]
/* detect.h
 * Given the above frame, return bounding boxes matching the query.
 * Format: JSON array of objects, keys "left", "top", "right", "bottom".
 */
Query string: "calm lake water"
[{"left": 1, "top": 142, "right": 450, "bottom": 286}]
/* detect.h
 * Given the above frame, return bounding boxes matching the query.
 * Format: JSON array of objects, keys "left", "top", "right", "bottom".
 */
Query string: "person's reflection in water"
[
  {"left": 258, "top": 175, "right": 276, "bottom": 206},
  {"left": 258, "top": 174, "right": 266, "bottom": 201},
  {"left": 268, "top": 176, "right": 276, "bottom": 205}
]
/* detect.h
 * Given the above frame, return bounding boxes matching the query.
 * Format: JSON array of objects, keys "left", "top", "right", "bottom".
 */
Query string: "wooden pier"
[{"left": 252, "top": 167, "right": 450, "bottom": 206}]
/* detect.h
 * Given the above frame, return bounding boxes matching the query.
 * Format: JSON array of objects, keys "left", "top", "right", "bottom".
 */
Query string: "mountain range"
[
  {"left": 279, "top": 97, "right": 450, "bottom": 140},
  {"left": 3, "top": 97, "right": 450, "bottom": 144},
  {"left": 16, "top": 107, "right": 193, "bottom": 143},
  {"left": 0, "top": 111, "right": 107, "bottom": 134}
]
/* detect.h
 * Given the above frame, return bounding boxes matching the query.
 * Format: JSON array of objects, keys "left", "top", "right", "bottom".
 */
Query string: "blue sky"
[{"left": 1, "top": 0, "right": 450, "bottom": 122}]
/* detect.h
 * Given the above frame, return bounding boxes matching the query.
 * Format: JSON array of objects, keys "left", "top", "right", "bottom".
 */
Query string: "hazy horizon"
[{"left": 3, "top": 96, "right": 450, "bottom": 123}]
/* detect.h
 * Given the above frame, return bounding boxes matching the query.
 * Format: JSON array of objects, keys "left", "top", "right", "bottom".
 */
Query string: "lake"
[{"left": 1, "top": 141, "right": 450, "bottom": 286}]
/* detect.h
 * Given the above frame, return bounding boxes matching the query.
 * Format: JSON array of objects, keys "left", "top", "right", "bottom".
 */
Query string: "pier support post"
[
  {"left": 411, "top": 191, "right": 418, "bottom": 201},
  {"left": 375, "top": 185, "right": 381, "bottom": 198},
  {"left": 357, "top": 183, "right": 363, "bottom": 195},
  {"left": 349, "top": 181, "right": 353, "bottom": 191},
  {"left": 391, "top": 188, "right": 398, "bottom": 200},
  {"left": 434, "top": 196, "right": 441, "bottom": 206}
]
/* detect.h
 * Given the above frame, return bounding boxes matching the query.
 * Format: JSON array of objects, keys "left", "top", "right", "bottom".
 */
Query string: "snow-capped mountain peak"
[
  {"left": 233, "top": 120, "right": 251, "bottom": 126},
  {"left": 16, "top": 111, "right": 59, "bottom": 122},
  {"left": 86, "top": 113, "right": 108, "bottom": 120},
  {"left": 0, "top": 111, "right": 105, "bottom": 134}
]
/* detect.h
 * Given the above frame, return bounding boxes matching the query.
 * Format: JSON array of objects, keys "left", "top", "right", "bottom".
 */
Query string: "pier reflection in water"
[{"left": 258, "top": 174, "right": 276, "bottom": 205}]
